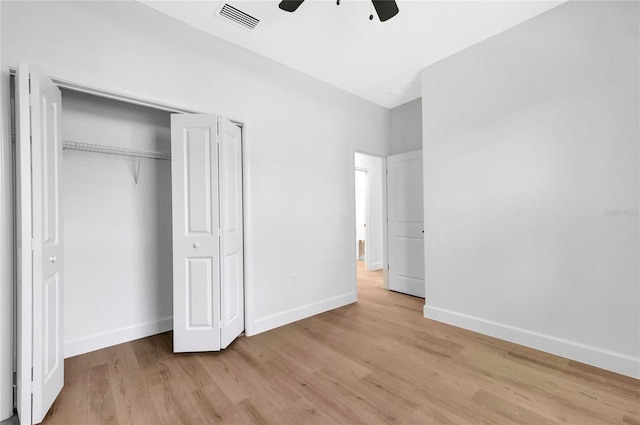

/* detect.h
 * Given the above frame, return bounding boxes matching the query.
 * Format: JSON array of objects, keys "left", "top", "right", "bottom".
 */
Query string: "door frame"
[
  {"left": 354, "top": 168, "right": 368, "bottom": 264},
  {"left": 14, "top": 63, "right": 34, "bottom": 425},
  {"left": 352, "top": 150, "right": 388, "bottom": 289},
  {"left": 6, "top": 63, "right": 249, "bottom": 421}
]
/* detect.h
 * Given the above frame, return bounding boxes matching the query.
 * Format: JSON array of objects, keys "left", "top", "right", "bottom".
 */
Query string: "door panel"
[
  {"left": 388, "top": 150, "right": 425, "bottom": 298},
  {"left": 171, "top": 114, "right": 221, "bottom": 352},
  {"left": 16, "top": 62, "right": 34, "bottom": 425},
  {"left": 187, "top": 258, "right": 214, "bottom": 327},
  {"left": 219, "top": 117, "right": 244, "bottom": 349},
  {"left": 17, "top": 65, "right": 65, "bottom": 425},
  {"left": 43, "top": 274, "right": 61, "bottom": 379},
  {"left": 185, "top": 128, "right": 214, "bottom": 235}
]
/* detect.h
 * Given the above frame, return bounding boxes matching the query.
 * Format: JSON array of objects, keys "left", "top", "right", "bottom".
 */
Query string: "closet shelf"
[{"left": 62, "top": 141, "right": 171, "bottom": 161}]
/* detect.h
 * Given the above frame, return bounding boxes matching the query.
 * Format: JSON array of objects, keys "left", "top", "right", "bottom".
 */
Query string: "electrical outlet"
[{"left": 291, "top": 273, "right": 298, "bottom": 286}]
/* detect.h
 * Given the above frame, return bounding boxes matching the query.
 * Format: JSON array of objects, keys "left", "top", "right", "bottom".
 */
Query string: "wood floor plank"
[
  {"left": 276, "top": 398, "right": 336, "bottom": 425},
  {"left": 217, "top": 348, "right": 301, "bottom": 411},
  {"left": 42, "top": 261, "right": 639, "bottom": 425},
  {"left": 201, "top": 353, "right": 250, "bottom": 405},
  {"left": 471, "top": 389, "right": 557, "bottom": 425}
]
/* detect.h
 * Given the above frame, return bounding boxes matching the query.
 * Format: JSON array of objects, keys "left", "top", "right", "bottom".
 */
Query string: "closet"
[
  {"left": 62, "top": 90, "right": 174, "bottom": 357},
  {"left": 14, "top": 64, "right": 244, "bottom": 425}
]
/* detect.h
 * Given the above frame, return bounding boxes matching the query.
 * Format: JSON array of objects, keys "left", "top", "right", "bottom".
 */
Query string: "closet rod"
[{"left": 62, "top": 141, "right": 171, "bottom": 160}]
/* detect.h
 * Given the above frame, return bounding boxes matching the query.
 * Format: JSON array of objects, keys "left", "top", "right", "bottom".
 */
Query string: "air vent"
[{"left": 217, "top": 3, "right": 260, "bottom": 31}]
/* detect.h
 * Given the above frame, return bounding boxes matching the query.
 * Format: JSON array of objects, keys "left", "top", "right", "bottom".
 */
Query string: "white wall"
[
  {"left": 389, "top": 98, "right": 422, "bottom": 155},
  {"left": 421, "top": 0, "right": 639, "bottom": 378},
  {"left": 1, "top": 0, "right": 389, "bottom": 348},
  {"left": 61, "top": 91, "right": 173, "bottom": 357},
  {"left": 354, "top": 153, "right": 384, "bottom": 271}
]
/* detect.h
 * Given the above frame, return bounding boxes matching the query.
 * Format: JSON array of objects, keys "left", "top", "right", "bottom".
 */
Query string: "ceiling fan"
[{"left": 279, "top": 0, "right": 399, "bottom": 22}]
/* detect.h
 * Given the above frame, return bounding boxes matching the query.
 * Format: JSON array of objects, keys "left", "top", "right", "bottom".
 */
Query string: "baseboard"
[
  {"left": 64, "top": 316, "right": 173, "bottom": 358},
  {"left": 368, "top": 261, "right": 384, "bottom": 271},
  {"left": 424, "top": 305, "right": 640, "bottom": 379},
  {"left": 246, "top": 292, "right": 357, "bottom": 336}
]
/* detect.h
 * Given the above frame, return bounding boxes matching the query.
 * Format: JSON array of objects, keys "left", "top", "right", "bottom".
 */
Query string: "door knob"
[
  {"left": 193, "top": 242, "right": 200, "bottom": 248},
  {"left": 49, "top": 256, "right": 57, "bottom": 263}
]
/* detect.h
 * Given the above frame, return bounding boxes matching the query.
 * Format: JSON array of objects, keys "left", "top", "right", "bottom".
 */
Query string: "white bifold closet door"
[
  {"left": 16, "top": 63, "right": 64, "bottom": 425},
  {"left": 171, "top": 114, "right": 244, "bottom": 353}
]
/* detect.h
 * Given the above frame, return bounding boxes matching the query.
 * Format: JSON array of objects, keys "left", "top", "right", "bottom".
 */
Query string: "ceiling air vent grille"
[{"left": 217, "top": 3, "right": 260, "bottom": 30}]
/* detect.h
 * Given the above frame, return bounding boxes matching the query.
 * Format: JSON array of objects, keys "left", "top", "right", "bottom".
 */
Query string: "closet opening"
[
  {"left": 11, "top": 65, "right": 246, "bottom": 423},
  {"left": 12, "top": 79, "right": 246, "bottom": 360},
  {"left": 61, "top": 90, "right": 175, "bottom": 357}
]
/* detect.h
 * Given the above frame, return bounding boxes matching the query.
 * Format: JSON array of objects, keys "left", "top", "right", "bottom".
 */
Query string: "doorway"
[{"left": 354, "top": 153, "right": 385, "bottom": 290}]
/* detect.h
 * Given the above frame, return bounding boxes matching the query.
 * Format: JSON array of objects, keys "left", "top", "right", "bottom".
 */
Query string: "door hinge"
[{"left": 12, "top": 372, "right": 17, "bottom": 409}]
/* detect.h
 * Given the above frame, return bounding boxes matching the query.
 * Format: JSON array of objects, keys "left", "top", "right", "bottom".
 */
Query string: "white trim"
[
  {"left": 241, "top": 122, "right": 253, "bottom": 342},
  {"left": 369, "top": 261, "right": 384, "bottom": 271},
  {"left": 354, "top": 167, "right": 369, "bottom": 264},
  {"left": 4, "top": 60, "right": 247, "bottom": 125},
  {"left": 381, "top": 156, "right": 388, "bottom": 289},
  {"left": 349, "top": 153, "right": 359, "bottom": 297},
  {"left": 52, "top": 78, "right": 195, "bottom": 114},
  {"left": 15, "top": 62, "right": 33, "bottom": 425},
  {"left": 424, "top": 305, "right": 640, "bottom": 379},
  {"left": 0, "top": 65, "right": 15, "bottom": 422},
  {"left": 246, "top": 292, "right": 356, "bottom": 336},
  {"left": 64, "top": 317, "right": 173, "bottom": 359}
]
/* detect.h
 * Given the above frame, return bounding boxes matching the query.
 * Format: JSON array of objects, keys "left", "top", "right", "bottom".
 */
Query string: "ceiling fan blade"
[
  {"left": 371, "top": 0, "right": 399, "bottom": 22},
  {"left": 279, "top": 0, "right": 305, "bottom": 12}
]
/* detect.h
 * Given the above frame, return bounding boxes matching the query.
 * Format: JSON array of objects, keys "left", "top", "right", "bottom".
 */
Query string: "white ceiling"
[{"left": 140, "top": 0, "right": 565, "bottom": 109}]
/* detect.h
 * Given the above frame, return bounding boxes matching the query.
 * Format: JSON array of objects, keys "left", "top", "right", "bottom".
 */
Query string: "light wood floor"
[{"left": 43, "top": 262, "right": 639, "bottom": 425}]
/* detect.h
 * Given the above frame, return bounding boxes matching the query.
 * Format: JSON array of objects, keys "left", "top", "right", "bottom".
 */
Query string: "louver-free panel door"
[
  {"left": 218, "top": 117, "right": 244, "bottom": 349},
  {"left": 388, "top": 150, "right": 425, "bottom": 298},
  {"left": 171, "top": 115, "right": 221, "bottom": 352},
  {"left": 16, "top": 63, "right": 65, "bottom": 425}
]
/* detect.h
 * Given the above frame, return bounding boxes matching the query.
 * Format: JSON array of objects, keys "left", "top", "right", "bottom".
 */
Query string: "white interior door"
[
  {"left": 171, "top": 114, "right": 221, "bottom": 352},
  {"left": 387, "top": 150, "right": 425, "bottom": 298},
  {"left": 16, "top": 63, "right": 64, "bottom": 425},
  {"left": 218, "top": 117, "right": 244, "bottom": 349}
]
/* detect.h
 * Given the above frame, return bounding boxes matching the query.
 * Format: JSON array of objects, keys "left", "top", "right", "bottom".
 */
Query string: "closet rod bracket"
[{"left": 134, "top": 158, "right": 142, "bottom": 188}]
